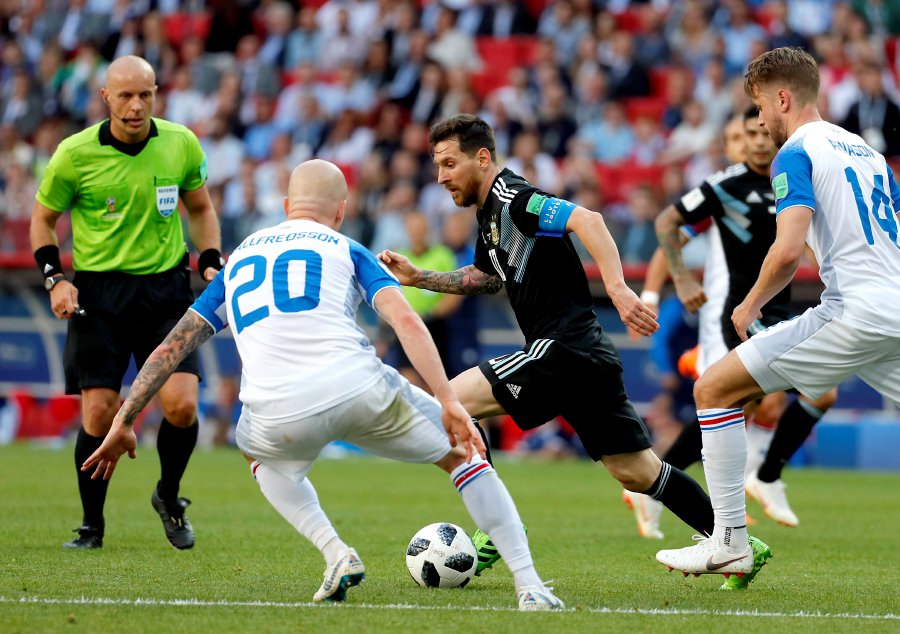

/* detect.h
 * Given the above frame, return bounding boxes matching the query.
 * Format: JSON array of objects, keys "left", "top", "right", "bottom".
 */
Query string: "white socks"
[
  {"left": 698, "top": 408, "right": 749, "bottom": 552},
  {"left": 252, "top": 461, "right": 347, "bottom": 565},
  {"left": 450, "top": 460, "right": 543, "bottom": 592},
  {"left": 745, "top": 418, "right": 776, "bottom": 479}
]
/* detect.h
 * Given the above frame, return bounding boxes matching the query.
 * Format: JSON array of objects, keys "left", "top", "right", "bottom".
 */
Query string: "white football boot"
[
  {"left": 517, "top": 585, "right": 565, "bottom": 611},
  {"left": 656, "top": 535, "right": 753, "bottom": 576},
  {"left": 622, "top": 489, "right": 664, "bottom": 539},
  {"left": 746, "top": 473, "right": 799, "bottom": 527},
  {"left": 313, "top": 548, "right": 366, "bottom": 602}
]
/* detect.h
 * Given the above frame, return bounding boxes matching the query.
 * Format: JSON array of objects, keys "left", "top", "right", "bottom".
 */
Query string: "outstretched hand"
[
  {"left": 80, "top": 421, "right": 137, "bottom": 481},
  {"left": 610, "top": 287, "right": 659, "bottom": 337},
  {"left": 376, "top": 250, "right": 420, "bottom": 286},
  {"left": 441, "top": 399, "right": 486, "bottom": 464}
]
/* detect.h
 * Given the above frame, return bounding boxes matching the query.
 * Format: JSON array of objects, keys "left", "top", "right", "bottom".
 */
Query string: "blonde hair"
[{"left": 744, "top": 47, "right": 820, "bottom": 104}]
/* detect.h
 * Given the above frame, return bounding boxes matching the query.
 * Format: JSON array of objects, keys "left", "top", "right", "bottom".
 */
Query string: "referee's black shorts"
[
  {"left": 478, "top": 337, "right": 651, "bottom": 461},
  {"left": 64, "top": 258, "right": 200, "bottom": 395}
]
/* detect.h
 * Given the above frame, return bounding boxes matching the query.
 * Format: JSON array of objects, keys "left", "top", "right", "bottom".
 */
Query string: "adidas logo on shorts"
[{"left": 506, "top": 383, "right": 521, "bottom": 399}]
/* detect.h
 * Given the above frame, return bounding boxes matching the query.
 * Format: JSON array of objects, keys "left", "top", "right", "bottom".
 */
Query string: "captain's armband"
[{"left": 525, "top": 193, "right": 576, "bottom": 235}]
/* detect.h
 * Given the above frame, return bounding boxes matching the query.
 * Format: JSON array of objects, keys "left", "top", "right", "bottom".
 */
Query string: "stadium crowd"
[{"left": 1, "top": 0, "right": 899, "bottom": 263}]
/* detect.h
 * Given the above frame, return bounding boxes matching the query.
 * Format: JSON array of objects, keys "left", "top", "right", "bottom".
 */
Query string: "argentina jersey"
[
  {"left": 190, "top": 219, "right": 399, "bottom": 419},
  {"left": 772, "top": 121, "right": 900, "bottom": 334}
]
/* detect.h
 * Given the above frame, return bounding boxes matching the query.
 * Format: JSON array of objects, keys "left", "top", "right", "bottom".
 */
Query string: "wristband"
[
  {"left": 198, "top": 248, "right": 225, "bottom": 273},
  {"left": 640, "top": 290, "right": 660, "bottom": 305},
  {"left": 35, "top": 245, "right": 64, "bottom": 278}
]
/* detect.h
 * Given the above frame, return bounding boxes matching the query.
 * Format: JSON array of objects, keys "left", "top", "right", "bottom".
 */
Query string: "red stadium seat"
[
  {"left": 616, "top": 162, "right": 664, "bottom": 198},
  {"left": 471, "top": 37, "right": 539, "bottom": 98},
  {"left": 624, "top": 96, "right": 667, "bottom": 123},
  {"left": 594, "top": 162, "right": 623, "bottom": 202},
  {"left": 649, "top": 67, "right": 671, "bottom": 97},
  {"left": 335, "top": 163, "right": 357, "bottom": 189},
  {"left": 615, "top": 9, "right": 644, "bottom": 34}
]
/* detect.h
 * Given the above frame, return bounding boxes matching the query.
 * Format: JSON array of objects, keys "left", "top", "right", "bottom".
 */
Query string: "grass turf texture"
[{"left": 1, "top": 442, "right": 898, "bottom": 633}]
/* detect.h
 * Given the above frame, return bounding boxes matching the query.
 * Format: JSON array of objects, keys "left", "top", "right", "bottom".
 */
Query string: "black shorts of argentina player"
[
  {"left": 30, "top": 56, "right": 224, "bottom": 550},
  {"left": 377, "top": 114, "right": 715, "bottom": 540}
]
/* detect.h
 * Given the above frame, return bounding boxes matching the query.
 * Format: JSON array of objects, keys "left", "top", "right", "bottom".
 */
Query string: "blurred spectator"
[
  {"left": 842, "top": 61, "right": 900, "bottom": 157},
  {"left": 538, "top": 0, "right": 591, "bottom": 69},
  {"left": 620, "top": 184, "right": 661, "bottom": 265},
  {"left": 536, "top": 81, "right": 578, "bottom": 158},
  {"left": 369, "top": 180, "right": 418, "bottom": 254},
  {"left": 604, "top": 31, "right": 651, "bottom": 99},
  {"left": 851, "top": 0, "right": 900, "bottom": 37},
  {"left": 661, "top": 66, "right": 695, "bottom": 130},
  {"left": 576, "top": 100, "right": 635, "bottom": 164},
  {"left": 258, "top": 1, "right": 294, "bottom": 70},
  {"left": 572, "top": 69, "right": 608, "bottom": 127},
  {"left": 1, "top": 70, "right": 42, "bottom": 138},
  {"left": 361, "top": 40, "right": 396, "bottom": 100},
  {"left": 659, "top": 100, "right": 717, "bottom": 164},
  {"left": 505, "top": 129, "right": 560, "bottom": 192},
  {"left": 634, "top": 5, "right": 672, "bottom": 69},
  {"left": 58, "top": 43, "right": 107, "bottom": 123},
  {"left": 140, "top": 12, "right": 177, "bottom": 87},
  {"left": 205, "top": 0, "right": 255, "bottom": 54},
  {"left": 694, "top": 57, "right": 733, "bottom": 127},
  {"left": 200, "top": 115, "right": 244, "bottom": 189},
  {"left": 669, "top": 1, "right": 716, "bottom": 75},
  {"left": 763, "top": 0, "right": 810, "bottom": 50},
  {"left": 410, "top": 61, "right": 446, "bottom": 125},
  {"left": 164, "top": 65, "right": 204, "bottom": 127},
  {"left": 285, "top": 5, "right": 323, "bottom": 69},
  {"left": 317, "top": 109, "right": 375, "bottom": 168},
  {"left": 243, "top": 95, "right": 280, "bottom": 162},
  {"left": 317, "top": 62, "right": 377, "bottom": 118},
  {"left": 630, "top": 115, "right": 667, "bottom": 166},
  {"left": 388, "top": 29, "right": 431, "bottom": 109},
  {"left": 490, "top": 66, "right": 539, "bottom": 129},
  {"left": 234, "top": 34, "right": 281, "bottom": 104},
  {"left": 427, "top": 5, "right": 482, "bottom": 72},
  {"left": 721, "top": 0, "right": 767, "bottom": 76},
  {"left": 319, "top": 6, "right": 369, "bottom": 70},
  {"left": 787, "top": 0, "right": 835, "bottom": 38},
  {"left": 317, "top": 0, "right": 380, "bottom": 40},
  {"left": 0, "top": 160, "right": 36, "bottom": 223},
  {"left": 476, "top": 0, "right": 536, "bottom": 37}
]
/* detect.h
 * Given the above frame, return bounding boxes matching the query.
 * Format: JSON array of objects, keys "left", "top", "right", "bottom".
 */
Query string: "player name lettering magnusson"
[{"left": 234, "top": 231, "right": 342, "bottom": 251}]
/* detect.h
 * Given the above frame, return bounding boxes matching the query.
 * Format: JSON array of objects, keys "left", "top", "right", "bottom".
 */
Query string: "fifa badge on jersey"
[
  {"left": 490, "top": 221, "right": 499, "bottom": 244},
  {"left": 156, "top": 185, "right": 179, "bottom": 217},
  {"left": 772, "top": 173, "right": 788, "bottom": 201}
]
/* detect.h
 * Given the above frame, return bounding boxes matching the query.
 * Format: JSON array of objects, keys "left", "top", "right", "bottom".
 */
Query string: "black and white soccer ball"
[{"left": 405, "top": 522, "right": 478, "bottom": 588}]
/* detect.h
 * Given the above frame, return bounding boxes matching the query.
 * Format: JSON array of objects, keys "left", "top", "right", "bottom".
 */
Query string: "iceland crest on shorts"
[{"left": 156, "top": 185, "right": 179, "bottom": 217}]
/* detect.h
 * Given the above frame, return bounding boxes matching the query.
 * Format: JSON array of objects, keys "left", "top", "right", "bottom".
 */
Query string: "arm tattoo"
[
  {"left": 417, "top": 264, "right": 503, "bottom": 295},
  {"left": 656, "top": 207, "right": 690, "bottom": 280},
  {"left": 119, "top": 311, "right": 214, "bottom": 427}
]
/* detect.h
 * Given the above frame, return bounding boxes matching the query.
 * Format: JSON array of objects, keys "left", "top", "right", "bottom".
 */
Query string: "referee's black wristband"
[
  {"left": 198, "top": 248, "right": 225, "bottom": 274},
  {"left": 34, "top": 245, "right": 64, "bottom": 279}
]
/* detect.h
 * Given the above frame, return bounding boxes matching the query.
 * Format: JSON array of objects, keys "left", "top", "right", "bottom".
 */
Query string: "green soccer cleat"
[
  {"left": 720, "top": 536, "right": 772, "bottom": 590},
  {"left": 472, "top": 525, "right": 526, "bottom": 576}
]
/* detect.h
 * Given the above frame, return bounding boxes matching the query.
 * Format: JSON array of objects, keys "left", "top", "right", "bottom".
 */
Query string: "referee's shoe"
[{"left": 151, "top": 485, "right": 195, "bottom": 550}]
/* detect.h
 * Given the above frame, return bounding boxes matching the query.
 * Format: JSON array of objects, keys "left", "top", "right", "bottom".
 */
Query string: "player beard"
[
  {"left": 768, "top": 117, "right": 788, "bottom": 148},
  {"left": 449, "top": 177, "right": 480, "bottom": 208}
]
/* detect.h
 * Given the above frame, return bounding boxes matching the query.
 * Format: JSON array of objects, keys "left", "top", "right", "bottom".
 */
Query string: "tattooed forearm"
[
  {"left": 655, "top": 206, "right": 690, "bottom": 280},
  {"left": 119, "top": 311, "right": 214, "bottom": 426},
  {"left": 417, "top": 265, "right": 503, "bottom": 295}
]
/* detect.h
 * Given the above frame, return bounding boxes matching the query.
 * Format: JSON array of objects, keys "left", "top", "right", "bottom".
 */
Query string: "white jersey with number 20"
[{"left": 189, "top": 219, "right": 399, "bottom": 420}]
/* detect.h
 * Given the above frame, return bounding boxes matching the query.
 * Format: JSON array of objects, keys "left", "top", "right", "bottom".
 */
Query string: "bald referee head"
[
  {"left": 283, "top": 159, "right": 349, "bottom": 229},
  {"left": 101, "top": 56, "right": 157, "bottom": 144}
]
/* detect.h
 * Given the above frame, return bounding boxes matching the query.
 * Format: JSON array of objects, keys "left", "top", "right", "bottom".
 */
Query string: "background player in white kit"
[
  {"left": 657, "top": 47, "right": 900, "bottom": 577},
  {"left": 82, "top": 159, "right": 563, "bottom": 611}
]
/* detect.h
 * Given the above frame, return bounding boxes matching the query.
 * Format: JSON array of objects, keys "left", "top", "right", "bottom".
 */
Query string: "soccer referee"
[{"left": 29, "top": 56, "right": 223, "bottom": 550}]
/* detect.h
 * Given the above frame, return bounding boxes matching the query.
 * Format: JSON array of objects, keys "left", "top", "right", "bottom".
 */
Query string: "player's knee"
[
  {"left": 693, "top": 374, "right": 719, "bottom": 410},
  {"left": 81, "top": 399, "right": 118, "bottom": 432},
  {"left": 162, "top": 399, "right": 198, "bottom": 427},
  {"left": 607, "top": 461, "right": 655, "bottom": 492}
]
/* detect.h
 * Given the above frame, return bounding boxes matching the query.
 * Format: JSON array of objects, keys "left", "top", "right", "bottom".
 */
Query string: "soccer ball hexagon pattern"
[{"left": 406, "top": 522, "right": 478, "bottom": 588}]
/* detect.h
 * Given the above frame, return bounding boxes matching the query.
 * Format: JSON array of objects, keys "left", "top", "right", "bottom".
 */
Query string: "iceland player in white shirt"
[
  {"left": 82, "top": 160, "right": 563, "bottom": 610},
  {"left": 657, "top": 47, "right": 900, "bottom": 580}
]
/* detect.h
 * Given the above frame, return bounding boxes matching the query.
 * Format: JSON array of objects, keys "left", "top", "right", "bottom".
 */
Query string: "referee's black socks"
[
  {"left": 644, "top": 461, "right": 714, "bottom": 537},
  {"left": 156, "top": 417, "right": 198, "bottom": 502},
  {"left": 74, "top": 426, "right": 108, "bottom": 531}
]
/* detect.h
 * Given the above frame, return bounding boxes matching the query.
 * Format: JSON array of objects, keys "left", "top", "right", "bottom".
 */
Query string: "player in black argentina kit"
[{"left": 379, "top": 114, "right": 721, "bottom": 576}]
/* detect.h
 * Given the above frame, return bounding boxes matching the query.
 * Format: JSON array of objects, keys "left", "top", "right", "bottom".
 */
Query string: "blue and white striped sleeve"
[
  {"left": 188, "top": 269, "right": 228, "bottom": 333},
  {"left": 771, "top": 142, "right": 816, "bottom": 214},
  {"left": 349, "top": 240, "right": 400, "bottom": 308}
]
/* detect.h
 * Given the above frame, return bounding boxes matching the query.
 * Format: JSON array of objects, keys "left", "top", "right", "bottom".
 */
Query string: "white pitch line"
[{"left": 1, "top": 596, "right": 897, "bottom": 621}]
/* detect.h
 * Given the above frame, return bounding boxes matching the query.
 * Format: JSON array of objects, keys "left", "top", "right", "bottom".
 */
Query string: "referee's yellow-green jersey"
[{"left": 36, "top": 118, "right": 208, "bottom": 274}]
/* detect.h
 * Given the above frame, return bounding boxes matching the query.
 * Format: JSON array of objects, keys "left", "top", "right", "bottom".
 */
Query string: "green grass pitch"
[{"left": 1, "top": 442, "right": 898, "bottom": 633}]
